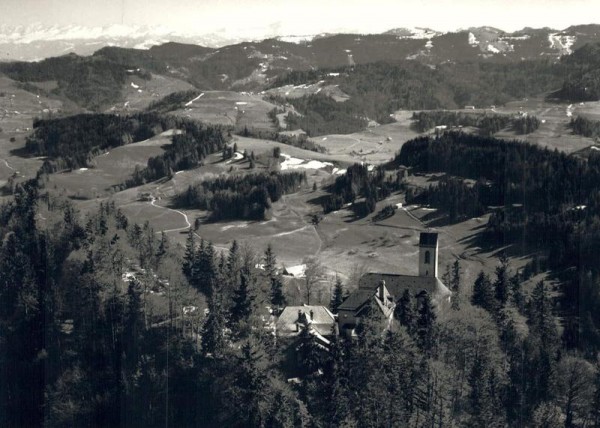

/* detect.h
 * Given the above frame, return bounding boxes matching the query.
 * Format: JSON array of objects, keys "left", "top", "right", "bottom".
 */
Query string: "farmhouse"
[{"left": 337, "top": 232, "right": 451, "bottom": 337}]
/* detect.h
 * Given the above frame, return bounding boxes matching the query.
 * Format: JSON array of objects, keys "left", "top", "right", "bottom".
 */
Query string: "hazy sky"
[{"left": 1, "top": 0, "right": 598, "bottom": 37}]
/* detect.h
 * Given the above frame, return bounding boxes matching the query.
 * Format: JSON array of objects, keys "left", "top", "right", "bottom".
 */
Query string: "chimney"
[
  {"left": 379, "top": 280, "right": 386, "bottom": 301},
  {"left": 418, "top": 232, "right": 439, "bottom": 278},
  {"left": 309, "top": 310, "right": 314, "bottom": 321}
]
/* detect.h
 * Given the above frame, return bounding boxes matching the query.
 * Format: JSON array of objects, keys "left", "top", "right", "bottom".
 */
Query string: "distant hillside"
[
  {"left": 555, "top": 42, "right": 600, "bottom": 101},
  {"left": 0, "top": 53, "right": 144, "bottom": 110}
]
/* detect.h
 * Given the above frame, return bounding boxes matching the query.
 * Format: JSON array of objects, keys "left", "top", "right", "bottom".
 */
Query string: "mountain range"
[{"left": 1, "top": 23, "right": 600, "bottom": 62}]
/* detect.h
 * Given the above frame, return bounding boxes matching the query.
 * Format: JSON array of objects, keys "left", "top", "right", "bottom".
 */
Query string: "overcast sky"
[{"left": 1, "top": 0, "right": 598, "bottom": 37}]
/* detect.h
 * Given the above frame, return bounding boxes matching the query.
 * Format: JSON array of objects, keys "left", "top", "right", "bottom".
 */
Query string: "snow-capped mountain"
[
  {"left": 1, "top": 23, "right": 600, "bottom": 63},
  {"left": 0, "top": 24, "right": 244, "bottom": 61}
]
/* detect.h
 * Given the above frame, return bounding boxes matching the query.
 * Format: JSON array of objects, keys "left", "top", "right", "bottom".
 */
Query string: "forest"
[
  {"left": 396, "top": 131, "right": 600, "bottom": 355},
  {"left": 271, "top": 58, "right": 566, "bottom": 130},
  {"left": 123, "top": 124, "right": 228, "bottom": 188},
  {"left": 25, "top": 113, "right": 227, "bottom": 177},
  {"left": 411, "top": 111, "right": 540, "bottom": 135},
  {"left": 321, "top": 163, "right": 403, "bottom": 216},
  {"left": 173, "top": 171, "right": 306, "bottom": 221},
  {"left": 570, "top": 115, "right": 600, "bottom": 139},
  {"left": 2, "top": 176, "right": 600, "bottom": 427},
  {"left": 0, "top": 54, "right": 145, "bottom": 110},
  {"left": 556, "top": 43, "right": 600, "bottom": 102}
]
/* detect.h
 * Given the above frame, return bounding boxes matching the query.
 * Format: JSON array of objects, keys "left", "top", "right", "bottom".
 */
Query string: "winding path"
[
  {"left": 149, "top": 196, "right": 192, "bottom": 233},
  {"left": 0, "top": 158, "right": 15, "bottom": 171}
]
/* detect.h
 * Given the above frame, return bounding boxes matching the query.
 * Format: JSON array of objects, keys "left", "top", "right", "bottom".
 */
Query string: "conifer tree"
[
  {"left": 416, "top": 293, "right": 436, "bottom": 355},
  {"left": 450, "top": 259, "right": 461, "bottom": 310},
  {"left": 182, "top": 228, "right": 195, "bottom": 280},
  {"left": 494, "top": 253, "right": 510, "bottom": 307},
  {"left": 330, "top": 276, "right": 346, "bottom": 312},
  {"left": 395, "top": 289, "right": 416, "bottom": 336},
  {"left": 230, "top": 265, "right": 257, "bottom": 329},
  {"left": 201, "top": 281, "right": 226, "bottom": 358},
  {"left": 472, "top": 271, "right": 496, "bottom": 313}
]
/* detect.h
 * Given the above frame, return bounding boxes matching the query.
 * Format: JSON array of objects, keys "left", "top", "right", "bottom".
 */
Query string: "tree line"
[
  {"left": 412, "top": 110, "right": 540, "bottom": 135},
  {"left": 2, "top": 173, "right": 600, "bottom": 427},
  {"left": 321, "top": 163, "right": 403, "bottom": 216},
  {"left": 174, "top": 171, "right": 306, "bottom": 221},
  {"left": 396, "top": 131, "right": 600, "bottom": 356},
  {"left": 123, "top": 123, "right": 228, "bottom": 188},
  {"left": 25, "top": 111, "right": 228, "bottom": 187},
  {"left": 570, "top": 115, "right": 600, "bottom": 139}
]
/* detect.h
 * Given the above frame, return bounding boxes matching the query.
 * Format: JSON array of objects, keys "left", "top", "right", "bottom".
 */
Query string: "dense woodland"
[
  {"left": 3, "top": 37, "right": 600, "bottom": 428},
  {"left": 272, "top": 59, "right": 566, "bottom": 132},
  {"left": 321, "top": 163, "right": 403, "bottom": 216},
  {"left": 2, "top": 177, "right": 600, "bottom": 427},
  {"left": 557, "top": 43, "right": 600, "bottom": 101},
  {"left": 268, "top": 94, "right": 369, "bottom": 136},
  {"left": 0, "top": 54, "right": 147, "bottom": 110},
  {"left": 396, "top": 131, "right": 600, "bottom": 354},
  {"left": 570, "top": 115, "right": 600, "bottom": 139},
  {"left": 174, "top": 171, "right": 306, "bottom": 221},
  {"left": 412, "top": 111, "right": 541, "bottom": 135},
  {"left": 25, "top": 113, "right": 227, "bottom": 178}
]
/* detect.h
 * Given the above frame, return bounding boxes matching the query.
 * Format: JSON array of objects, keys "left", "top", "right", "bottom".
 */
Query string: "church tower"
[{"left": 418, "top": 232, "right": 438, "bottom": 278}]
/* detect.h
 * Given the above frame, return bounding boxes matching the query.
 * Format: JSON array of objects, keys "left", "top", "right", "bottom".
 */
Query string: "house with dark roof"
[{"left": 338, "top": 232, "right": 451, "bottom": 336}]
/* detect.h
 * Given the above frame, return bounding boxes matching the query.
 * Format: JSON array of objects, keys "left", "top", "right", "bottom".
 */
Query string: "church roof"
[
  {"left": 419, "top": 232, "right": 438, "bottom": 247},
  {"left": 361, "top": 273, "right": 450, "bottom": 301},
  {"left": 337, "top": 273, "right": 451, "bottom": 313}
]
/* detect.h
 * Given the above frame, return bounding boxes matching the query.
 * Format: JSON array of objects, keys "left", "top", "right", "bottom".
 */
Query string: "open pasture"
[
  {"left": 314, "top": 110, "right": 420, "bottom": 164},
  {"left": 108, "top": 73, "right": 196, "bottom": 112},
  {"left": 484, "top": 97, "right": 600, "bottom": 153},
  {"left": 47, "top": 131, "right": 173, "bottom": 198},
  {"left": 171, "top": 91, "right": 278, "bottom": 131}
]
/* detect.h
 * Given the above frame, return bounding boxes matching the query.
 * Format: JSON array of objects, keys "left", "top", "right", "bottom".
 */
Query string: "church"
[{"left": 337, "top": 232, "right": 452, "bottom": 337}]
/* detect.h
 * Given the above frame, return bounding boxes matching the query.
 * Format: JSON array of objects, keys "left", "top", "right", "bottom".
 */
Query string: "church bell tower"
[{"left": 418, "top": 232, "right": 438, "bottom": 278}]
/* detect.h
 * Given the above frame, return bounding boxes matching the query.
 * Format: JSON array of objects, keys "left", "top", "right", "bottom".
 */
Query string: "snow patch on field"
[
  {"left": 487, "top": 44, "right": 500, "bottom": 53},
  {"left": 221, "top": 222, "right": 249, "bottom": 231},
  {"left": 548, "top": 33, "right": 577, "bottom": 54},
  {"left": 280, "top": 153, "right": 333, "bottom": 171},
  {"left": 284, "top": 264, "right": 306, "bottom": 277}
]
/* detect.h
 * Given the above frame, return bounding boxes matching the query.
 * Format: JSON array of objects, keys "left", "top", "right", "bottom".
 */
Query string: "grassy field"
[
  {"left": 107, "top": 73, "right": 196, "bottom": 113},
  {"left": 0, "top": 81, "right": 555, "bottom": 308},
  {"left": 466, "top": 97, "right": 600, "bottom": 153},
  {"left": 170, "top": 91, "right": 278, "bottom": 131},
  {"left": 47, "top": 131, "right": 174, "bottom": 199},
  {"left": 0, "top": 75, "right": 63, "bottom": 188}
]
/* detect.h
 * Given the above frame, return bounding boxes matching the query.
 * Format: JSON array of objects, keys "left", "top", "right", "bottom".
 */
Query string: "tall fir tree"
[
  {"left": 330, "top": 276, "right": 346, "bottom": 312},
  {"left": 472, "top": 271, "right": 496, "bottom": 313},
  {"left": 494, "top": 253, "right": 510, "bottom": 307},
  {"left": 394, "top": 289, "right": 416, "bottom": 336},
  {"left": 416, "top": 293, "right": 437, "bottom": 355},
  {"left": 450, "top": 259, "right": 461, "bottom": 310}
]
